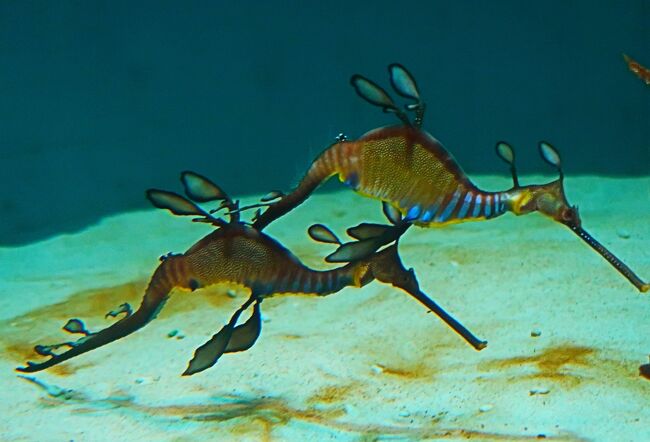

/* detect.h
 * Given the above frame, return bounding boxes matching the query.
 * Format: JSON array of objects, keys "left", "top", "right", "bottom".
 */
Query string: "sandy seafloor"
[{"left": 1, "top": 175, "right": 649, "bottom": 442}]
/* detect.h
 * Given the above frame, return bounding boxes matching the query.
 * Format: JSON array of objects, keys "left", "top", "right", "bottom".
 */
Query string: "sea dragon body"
[
  {"left": 263, "top": 125, "right": 510, "bottom": 229},
  {"left": 254, "top": 64, "right": 648, "bottom": 292},
  {"left": 17, "top": 172, "right": 484, "bottom": 376}
]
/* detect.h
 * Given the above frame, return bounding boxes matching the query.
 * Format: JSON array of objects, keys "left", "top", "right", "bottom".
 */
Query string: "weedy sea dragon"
[
  {"left": 17, "top": 172, "right": 485, "bottom": 377},
  {"left": 253, "top": 64, "right": 648, "bottom": 292}
]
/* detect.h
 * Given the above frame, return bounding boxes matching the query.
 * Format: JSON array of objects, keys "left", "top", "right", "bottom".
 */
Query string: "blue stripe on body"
[
  {"left": 436, "top": 191, "right": 462, "bottom": 222},
  {"left": 405, "top": 204, "right": 422, "bottom": 221},
  {"left": 457, "top": 192, "right": 472, "bottom": 218},
  {"left": 419, "top": 196, "right": 442, "bottom": 222},
  {"left": 472, "top": 194, "right": 482, "bottom": 217}
]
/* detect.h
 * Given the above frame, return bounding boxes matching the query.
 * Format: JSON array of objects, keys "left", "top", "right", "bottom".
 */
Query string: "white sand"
[{"left": 1, "top": 175, "right": 649, "bottom": 441}]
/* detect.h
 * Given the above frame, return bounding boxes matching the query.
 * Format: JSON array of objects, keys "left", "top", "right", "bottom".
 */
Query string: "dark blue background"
[{"left": 1, "top": 1, "right": 648, "bottom": 244}]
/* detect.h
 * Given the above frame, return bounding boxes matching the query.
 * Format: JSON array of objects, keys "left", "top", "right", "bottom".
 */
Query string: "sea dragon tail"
[{"left": 16, "top": 255, "right": 189, "bottom": 373}]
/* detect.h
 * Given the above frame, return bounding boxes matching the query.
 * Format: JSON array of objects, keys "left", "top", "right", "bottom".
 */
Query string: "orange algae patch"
[{"left": 480, "top": 344, "right": 595, "bottom": 387}]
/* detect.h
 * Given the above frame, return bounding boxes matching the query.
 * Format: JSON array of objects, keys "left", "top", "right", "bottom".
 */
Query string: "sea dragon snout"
[{"left": 496, "top": 141, "right": 648, "bottom": 293}]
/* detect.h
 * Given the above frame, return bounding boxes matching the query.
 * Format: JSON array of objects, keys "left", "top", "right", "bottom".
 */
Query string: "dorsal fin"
[{"left": 181, "top": 171, "right": 228, "bottom": 203}]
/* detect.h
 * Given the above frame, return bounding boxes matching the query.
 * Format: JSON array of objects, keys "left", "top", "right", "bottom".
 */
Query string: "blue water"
[{"left": 1, "top": 0, "right": 648, "bottom": 245}]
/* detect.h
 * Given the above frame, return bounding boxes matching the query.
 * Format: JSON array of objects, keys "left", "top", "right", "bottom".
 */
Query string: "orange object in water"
[{"left": 623, "top": 53, "right": 650, "bottom": 85}]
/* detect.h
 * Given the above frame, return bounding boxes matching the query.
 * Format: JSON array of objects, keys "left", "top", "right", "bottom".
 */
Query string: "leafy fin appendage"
[
  {"left": 388, "top": 63, "right": 425, "bottom": 127},
  {"left": 388, "top": 63, "right": 420, "bottom": 100},
  {"left": 181, "top": 171, "right": 228, "bottom": 203},
  {"left": 146, "top": 189, "right": 210, "bottom": 217},
  {"left": 346, "top": 223, "right": 392, "bottom": 240},
  {"left": 16, "top": 301, "right": 160, "bottom": 373},
  {"left": 495, "top": 141, "right": 519, "bottom": 188},
  {"left": 224, "top": 301, "right": 262, "bottom": 353},
  {"left": 538, "top": 141, "right": 563, "bottom": 180},
  {"left": 308, "top": 224, "right": 341, "bottom": 244},
  {"left": 147, "top": 175, "right": 228, "bottom": 226},
  {"left": 325, "top": 237, "right": 383, "bottom": 263},
  {"left": 382, "top": 201, "right": 402, "bottom": 225},
  {"left": 325, "top": 201, "right": 411, "bottom": 263},
  {"left": 350, "top": 73, "right": 410, "bottom": 125},
  {"left": 183, "top": 298, "right": 260, "bottom": 376}
]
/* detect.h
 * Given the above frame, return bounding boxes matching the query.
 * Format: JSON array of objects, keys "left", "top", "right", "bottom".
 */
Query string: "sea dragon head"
[
  {"left": 497, "top": 141, "right": 648, "bottom": 293},
  {"left": 501, "top": 141, "right": 580, "bottom": 225}
]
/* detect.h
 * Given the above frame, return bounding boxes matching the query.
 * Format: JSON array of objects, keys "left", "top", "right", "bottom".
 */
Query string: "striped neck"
[
  {"left": 256, "top": 265, "right": 360, "bottom": 297},
  {"left": 407, "top": 188, "right": 510, "bottom": 226}
]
